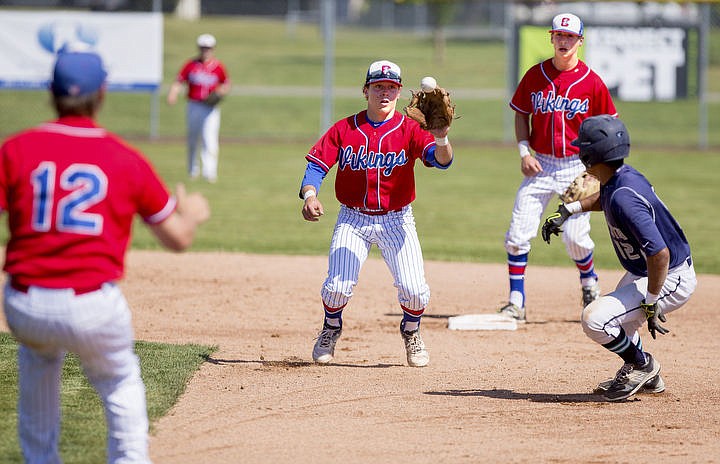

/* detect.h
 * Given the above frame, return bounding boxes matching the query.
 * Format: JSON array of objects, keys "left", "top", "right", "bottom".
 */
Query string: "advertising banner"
[
  {"left": 0, "top": 11, "right": 162, "bottom": 92},
  {"left": 516, "top": 25, "right": 692, "bottom": 102}
]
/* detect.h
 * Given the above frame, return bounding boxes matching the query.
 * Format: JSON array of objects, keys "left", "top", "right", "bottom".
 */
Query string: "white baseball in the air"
[{"left": 420, "top": 76, "right": 437, "bottom": 92}]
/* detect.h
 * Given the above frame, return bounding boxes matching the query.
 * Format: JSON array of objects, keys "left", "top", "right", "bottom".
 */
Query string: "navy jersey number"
[{"left": 609, "top": 225, "right": 641, "bottom": 261}]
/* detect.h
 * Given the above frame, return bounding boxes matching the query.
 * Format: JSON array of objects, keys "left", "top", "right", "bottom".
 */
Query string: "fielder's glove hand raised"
[
  {"left": 404, "top": 86, "right": 456, "bottom": 131},
  {"left": 641, "top": 300, "right": 669, "bottom": 339},
  {"left": 542, "top": 203, "right": 572, "bottom": 244}
]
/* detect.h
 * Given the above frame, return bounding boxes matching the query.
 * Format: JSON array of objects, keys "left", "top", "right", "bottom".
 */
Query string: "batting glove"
[
  {"left": 641, "top": 300, "right": 669, "bottom": 340},
  {"left": 542, "top": 204, "right": 572, "bottom": 244}
]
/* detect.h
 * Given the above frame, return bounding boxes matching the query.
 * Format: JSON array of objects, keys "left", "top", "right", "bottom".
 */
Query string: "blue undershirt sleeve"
[
  {"left": 425, "top": 145, "right": 453, "bottom": 170},
  {"left": 299, "top": 161, "right": 327, "bottom": 198}
]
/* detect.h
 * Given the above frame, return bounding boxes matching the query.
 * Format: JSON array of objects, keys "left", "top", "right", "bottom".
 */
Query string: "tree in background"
[{"left": 398, "top": 0, "right": 456, "bottom": 63}]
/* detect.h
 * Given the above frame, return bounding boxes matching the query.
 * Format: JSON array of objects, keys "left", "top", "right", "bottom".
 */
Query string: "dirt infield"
[{"left": 3, "top": 251, "right": 719, "bottom": 463}]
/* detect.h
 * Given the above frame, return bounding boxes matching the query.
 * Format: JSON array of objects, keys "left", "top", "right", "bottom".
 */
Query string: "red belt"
[{"left": 9, "top": 278, "right": 103, "bottom": 295}]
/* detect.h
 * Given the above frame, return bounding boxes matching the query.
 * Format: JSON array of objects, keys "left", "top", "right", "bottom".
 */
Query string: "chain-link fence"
[{"left": 0, "top": 0, "right": 717, "bottom": 147}]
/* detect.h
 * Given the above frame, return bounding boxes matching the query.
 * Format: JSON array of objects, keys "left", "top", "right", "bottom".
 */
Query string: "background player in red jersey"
[
  {"left": 167, "top": 33, "right": 231, "bottom": 183},
  {"left": 1, "top": 48, "right": 210, "bottom": 463},
  {"left": 299, "top": 60, "right": 453, "bottom": 367},
  {"left": 500, "top": 13, "right": 618, "bottom": 322}
]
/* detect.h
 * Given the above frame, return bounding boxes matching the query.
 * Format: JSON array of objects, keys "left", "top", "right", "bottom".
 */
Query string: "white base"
[{"left": 447, "top": 313, "right": 518, "bottom": 331}]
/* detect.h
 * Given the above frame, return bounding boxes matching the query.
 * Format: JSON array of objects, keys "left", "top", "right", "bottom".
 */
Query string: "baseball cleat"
[
  {"left": 603, "top": 353, "right": 661, "bottom": 402},
  {"left": 594, "top": 374, "right": 665, "bottom": 395},
  {"left": 498, "top": 302, "right": 526, "bottom": 323},
  {"left": 581, "top": 282, "right": 601, "bottom": 307},
  {"left": 312, "top": 325, "right": 342, "bottom": 363},
  {"left": 401, "top": 329, "right": 429, "bottom": 367}
]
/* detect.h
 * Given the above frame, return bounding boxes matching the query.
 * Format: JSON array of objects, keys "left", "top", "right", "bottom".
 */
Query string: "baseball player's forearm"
[
  {"left": 433, "top": 143, "right": 453, "bottom": 167},
  {"left": 514, "top": 113, "right": 536, "bottom": 175},
  {"left": 167, "top": 82, "right": 183, "bottom": 104},
  {"left": 216, "top": 81, "right": 231, "bottom": 97},
  {"left": 646, "top": 248, "right": 670, "bottom": 299},
  {"left": 514, "top": 113, "right": 531, "bottom": 144},
  {"left": 299, "top": 162, "right": 326, "bottom": 199},
  {"left": 561, "top": 192, "right": 600, "bottom": 218},
  {"left": 428, "top": 126, "right": 453, "bottom": 166},
  {"left": 579, "top": 192, "right": 601, "bottom": 211}
]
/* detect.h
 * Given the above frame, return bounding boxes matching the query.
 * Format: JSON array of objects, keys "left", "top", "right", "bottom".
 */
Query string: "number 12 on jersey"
[{"left": 31, "top": 162, "right": 108, "bottom": 235}]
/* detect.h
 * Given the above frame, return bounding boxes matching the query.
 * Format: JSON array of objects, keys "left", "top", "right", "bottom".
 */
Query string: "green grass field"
[
  {"left": 1, "top": 15, "right": 719, "bottom": 144},
  {"left": 1, "top": 15, "right": 717, "bottom": 271},
  {"left": 0, "top": 13, "right": 718, "bottom": 463},
  {"left": 123, "top": 138, "right": 719, "bottom": 274},
  {"left": 0, "top": 333, "right": 215, "bottom": 463}
]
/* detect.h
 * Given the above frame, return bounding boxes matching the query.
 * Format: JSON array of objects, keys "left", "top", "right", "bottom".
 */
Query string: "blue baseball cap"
[{"left": 50, "top": 50, "right": 107, "bottom": 97}]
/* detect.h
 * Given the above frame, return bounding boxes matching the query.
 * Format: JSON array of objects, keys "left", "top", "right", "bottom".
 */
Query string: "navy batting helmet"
[{"left": 571, "top": 115, "right": 630, "bottom": 168}]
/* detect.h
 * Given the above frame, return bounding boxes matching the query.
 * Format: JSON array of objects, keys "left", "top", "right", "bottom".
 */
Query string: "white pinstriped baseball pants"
[
  {"left": 187, "top": 101, "right": 220, "bottom": 180},
  {"left": 504, "top": 153, "right": 594, "bottom": 260},
  {"left": 321, "top": 205, "right": 430, "bottom": 312},
  {"left": 3, "top": 282, "right": 151, "bottom": 464}
]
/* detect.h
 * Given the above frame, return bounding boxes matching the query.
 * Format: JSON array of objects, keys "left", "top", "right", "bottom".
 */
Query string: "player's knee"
[
  {"left": 398, "top": 284, "right": 430, "bottom": 311},
  {"left": 321, "top": 280, "right": 354, "bottom": 307},
  {"left": 504, "top": 241, "right": 530, "bottom": 256},
  {"left": 581, "top": 299, "right": 606, "bottom": 340}
]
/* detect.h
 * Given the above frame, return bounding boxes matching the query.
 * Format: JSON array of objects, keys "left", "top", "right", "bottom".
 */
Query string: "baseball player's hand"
[
  {"left": 150, "top": 183, "right": 210, "bottom": 251},
  {"left": 302, "top": 196, "right": 324, "bottom": 222},
  {"left": 176, "top": 183, "right": 211, "bottom": 225},
  {"left": 521, "top": 155, "right": 542, "bottom": 177},
  {"left": 542, "top": 203, "right": 572, "bottom": 244},
  {"left": 428, "top": 126, "right": 450, "bottom": 138},
  {"left": 641, "top": 300, "right": 669, "bottom": 339}
]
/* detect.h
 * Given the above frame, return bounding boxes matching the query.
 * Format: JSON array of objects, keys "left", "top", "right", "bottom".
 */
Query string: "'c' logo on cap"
[
  {"left": 382, "top": 65, "right": 391, "bottom": 74},
  {"left": 561, "top": 17, "right": 570, "bottom": 27}
]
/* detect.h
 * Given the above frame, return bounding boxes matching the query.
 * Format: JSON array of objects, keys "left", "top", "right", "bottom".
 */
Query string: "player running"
[
  {"left": 299, "top": 60, "right": 453, "bottom": 367},
  {"left": 542, "top": 115, "right": 696, "bottom": 401},
  {"left": 1, "top": 47, "right": 210, "bottom": 462},
  {"left": 500, "top": 13, "right": 618, "bottom": 322}
]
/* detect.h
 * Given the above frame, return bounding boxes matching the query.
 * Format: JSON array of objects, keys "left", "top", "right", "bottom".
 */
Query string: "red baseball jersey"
[
  {"left": 175, "top": 58, "right": 229, "bottom": 102},
  {"left": 510, "top": 59, "right": 617, "bottom": 158},
  {"left": 0, "top": 116, "right": 175, "bottom": 288},
  {"left": 306, "top": 111, "right": 435, "bottom": 212}
]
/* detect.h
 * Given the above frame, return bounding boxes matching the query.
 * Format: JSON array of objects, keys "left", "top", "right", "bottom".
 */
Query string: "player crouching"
[{"left": 542, "top": 115, "right": 696, "bottom": 401}]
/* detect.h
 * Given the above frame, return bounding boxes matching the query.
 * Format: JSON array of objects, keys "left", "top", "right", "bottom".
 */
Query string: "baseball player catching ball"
[
  {"left": 542, "top": 115, "right": 696, "bottom": 401},
  {"left": 1, "top": 48, "right": 210, "bottom": 462},
  {"left": 501, "top": 13, "right": 618, "bottom": 322},
  {"left": 167, "top": 33, "right": 231, "bottom": 183},
  {"left": 300, "top": 60, "right": 453, "bottom": 367}
]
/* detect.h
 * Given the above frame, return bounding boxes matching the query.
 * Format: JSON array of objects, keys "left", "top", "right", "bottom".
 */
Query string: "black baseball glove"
[
  {"left": 203, "top": 91, "right": 223, "bottom": 107},
  {"left": 542, "top": 203, "right": 572, "bottom": 244}
]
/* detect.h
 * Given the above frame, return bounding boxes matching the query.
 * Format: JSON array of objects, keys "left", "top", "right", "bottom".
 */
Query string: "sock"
[
  {"left": 508, "top": 252, "right": 528, "bottom": 308},
  {"left": 323, "top": 303, "right": 344, "bottom": 329},
  {"left": 575, "top": 252, "right": 598, "bottom": 287},
  {"left": 602, "top": 328, "right": 647, "bottom": 366},
  {"left": 400, "top": 306, "right": 424, "bottom": 333}
]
